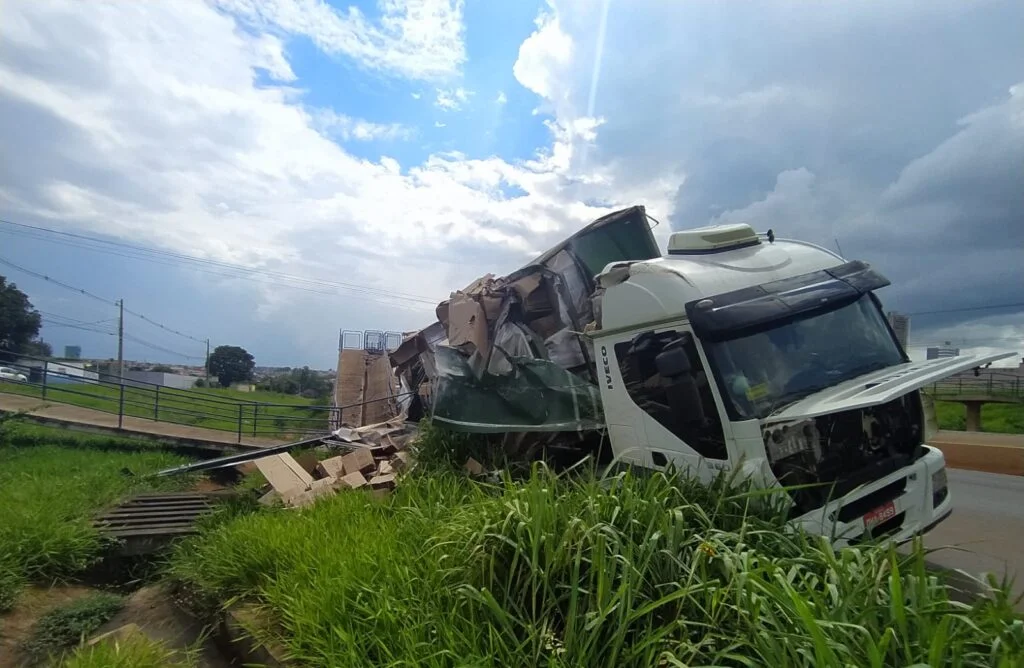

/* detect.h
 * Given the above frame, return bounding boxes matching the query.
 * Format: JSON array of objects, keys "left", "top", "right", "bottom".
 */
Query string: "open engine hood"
[{"left": 764, "top": 351, "right": 1016, "bottom": 423}]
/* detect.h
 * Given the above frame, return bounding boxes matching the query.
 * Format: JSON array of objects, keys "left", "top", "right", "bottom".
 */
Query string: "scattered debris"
[
  {"left": 340, "top": 448, "right": 376, "bottom": 476},
  {"left": 392, "top": 451, "right": 411, "bottom": 471},
  {"left": 464, "top": 458, "right": 485, "bottom": 476},
  {"left": 369, "top": 473, "right": 396, "bottom": 490},
  {"left": 258, "top": 490, "right": 281, "bottom": 506},
  {"left": 391, "top": 206, "right": 657, "bottom": 439},
  {"left": 315, "top": 456, "right": 346, "bottom": 479},
  {"left": 254, "top": 454, "right": 313, "bottom": 496},
  {"left": 336, "top": 472, "right": 368, "bottom": 490}
]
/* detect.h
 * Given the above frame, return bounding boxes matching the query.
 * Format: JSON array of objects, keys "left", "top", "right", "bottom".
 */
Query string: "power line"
[
  {"left": 1, "top": 254, "right": 205, "bottom": 343},
  {"left": 122, "top": 333, "right": 204, "bottom": 360},
  {"left": 38, "top": 310, "right": 117, "bottom": 328},
  {"left": 906, "top": 302, "right": 1024, "bottom": 317},
  {"left": 0, "top": 218, "right": 440, "bottom": 306},
  {"left": 0, "top": 256, "right": 118, "bottom": 306}
]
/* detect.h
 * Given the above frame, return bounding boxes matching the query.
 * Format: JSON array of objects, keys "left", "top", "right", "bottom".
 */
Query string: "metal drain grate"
[{"left": 94, "top": 492, "right": 215, "bottom": 540}]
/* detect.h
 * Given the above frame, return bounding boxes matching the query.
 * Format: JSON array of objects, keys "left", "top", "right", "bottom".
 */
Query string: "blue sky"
[{"left": 1, "top": 0, "right": 1022, "bottom": 369}]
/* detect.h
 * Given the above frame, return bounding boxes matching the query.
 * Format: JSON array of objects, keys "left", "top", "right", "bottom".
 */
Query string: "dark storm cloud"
[{"left": 563, "top": 0, "right": 1024, "bottom": 341}]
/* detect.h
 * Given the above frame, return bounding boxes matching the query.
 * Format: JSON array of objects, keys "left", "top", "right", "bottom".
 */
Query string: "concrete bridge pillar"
[{"left": 963, "top": 400, "right": 983, "bottom": 432}]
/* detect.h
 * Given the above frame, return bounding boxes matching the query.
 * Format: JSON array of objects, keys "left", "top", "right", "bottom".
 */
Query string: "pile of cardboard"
[{"left": 254, "top": 433, "right": 412, "bottom": 508}]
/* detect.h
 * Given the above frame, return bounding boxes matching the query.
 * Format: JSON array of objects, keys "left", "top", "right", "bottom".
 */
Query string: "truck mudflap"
[{"left": 793, "top": 445, "right": 951, "bottom": 547}]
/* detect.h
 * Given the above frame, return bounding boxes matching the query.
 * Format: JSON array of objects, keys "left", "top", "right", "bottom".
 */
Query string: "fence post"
[
  {"left": 154, "top": 385, "right": 160, "bottom": 422},
  {"left": 252, "top": 403, "right": 258, "bottom": 437},
  {"left": 41, "top": 366, "right": 48, "bottom": 399},
  {"left": 118, "top": 383, "right": 125, "bottom": 429},
  {"left": 237, "top": 403, "right": 243, "bottom": 444}
]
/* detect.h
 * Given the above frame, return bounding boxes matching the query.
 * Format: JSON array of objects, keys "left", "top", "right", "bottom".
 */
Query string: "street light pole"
[{"left": 117, "top": 299, "right": 124, "bottom": 379}]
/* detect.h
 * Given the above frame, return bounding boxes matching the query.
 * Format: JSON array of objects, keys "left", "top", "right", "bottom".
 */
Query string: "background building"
[
  {"left": 887, "top": 311, "right": 911, "bottom": 350},
  {"left": 926, "top": 342, "right": 961, "bottom": 360}
]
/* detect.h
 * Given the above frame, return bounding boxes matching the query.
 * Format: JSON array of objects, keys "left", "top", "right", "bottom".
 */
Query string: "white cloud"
[
  {"left": 434, "top": 121, "right": 447, "bottom": 128},
  {"left": 215, "top": 0, "right": 466, "bottom": 80},
  {"left": 495, "top": 91, "right": 507, "bottom": 105},
  {"left": 312, "top": 108, "right": 412, "bottom": 141},
  {"left": 435, "top": 86, "right": 471, "bottom": 111},
  {"left": 411, "top": 92, "right": 422, "bottom": 99},
  {"left": 513, "top": 12, "right": 572, "bottom": 104},
  {"left": 0, "top": 0, "right": 676, "bottom": 348}
]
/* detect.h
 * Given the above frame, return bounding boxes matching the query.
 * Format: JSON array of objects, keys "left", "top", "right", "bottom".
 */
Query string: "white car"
[{"left": 0, "top": 366, "right": 28, "bottom": 382}]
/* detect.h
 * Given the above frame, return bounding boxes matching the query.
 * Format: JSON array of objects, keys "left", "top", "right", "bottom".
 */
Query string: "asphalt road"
[{"left": 920, "top": 468, "right": 1024, "bottom": 604}]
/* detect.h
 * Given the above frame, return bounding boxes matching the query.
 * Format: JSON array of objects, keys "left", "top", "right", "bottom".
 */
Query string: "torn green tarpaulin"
[{"left": 430, "top": 345, "right": 604, "bottom": 433}]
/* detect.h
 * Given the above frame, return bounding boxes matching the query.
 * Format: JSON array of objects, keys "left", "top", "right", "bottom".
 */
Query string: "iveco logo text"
[{"left": 600, "top": 346, "right": 613, "bottom": 389}]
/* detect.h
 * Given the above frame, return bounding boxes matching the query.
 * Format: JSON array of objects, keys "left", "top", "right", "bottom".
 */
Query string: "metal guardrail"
[
  {"left": 928, "top": 371, "right": 1023, "bottom": 399},
  {"left": 0, "top": 355, "right": 403, "bottom": 443}
]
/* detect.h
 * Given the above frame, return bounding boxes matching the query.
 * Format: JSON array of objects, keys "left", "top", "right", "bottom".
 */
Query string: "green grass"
[
  {"left": 935, "top": 400, "right": 1024, "bottom": 434},
  {"left": 59, "top": 633, "right": 190, "bottom": 668},
  {"left": 21, "top": 592, "right": 124, "bottom": 665},
  {"left": 0, "top": 380, "right": 329, "bottom": 437},
  {"left": 0, "top": 438, "right": 191, "bottom": 610},
  {"left": 169, "top": 462, "right": 1024, "bottom": 667}
]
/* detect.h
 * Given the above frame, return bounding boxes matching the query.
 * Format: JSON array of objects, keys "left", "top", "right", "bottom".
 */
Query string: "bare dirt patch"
[{"left": 0, "top": 584, "right": 93, "bottom": 666}]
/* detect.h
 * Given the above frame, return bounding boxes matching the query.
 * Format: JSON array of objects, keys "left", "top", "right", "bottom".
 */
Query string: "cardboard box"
[
  {"left": 255, "top": 454, "right": 314, "bottom": 495},
  {"left": 315, "top": 456, "right": 346, "bottom": 480},
  {"left": 464, "top": 457, "right": 485, "bottom": 476},
  {"left": 369, "top": 473, "right": 396, "bottom": 490},
  {"left": 336, "top": 471, "right": 368, "bottom": 490},
  {"left": 342, "top": 448, "right": 376, "bottom": 475}
]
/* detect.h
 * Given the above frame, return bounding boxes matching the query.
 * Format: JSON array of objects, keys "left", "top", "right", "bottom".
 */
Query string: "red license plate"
[{"left": 864, "top": 501, "right": 897, "bottom": 529}]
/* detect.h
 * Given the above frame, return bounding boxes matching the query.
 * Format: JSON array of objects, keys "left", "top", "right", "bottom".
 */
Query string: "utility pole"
[
  {"left": 117, "top": 299, "right": 125, "bottom": 379},
  {"left": 205, "top": 338, "right": 211, "bottom": 386}
]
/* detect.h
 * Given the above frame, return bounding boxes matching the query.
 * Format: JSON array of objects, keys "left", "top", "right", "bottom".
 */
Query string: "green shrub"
[
  {"left": 170, "top": 466, "right": 1024, "bottom": 667},
  {"left": 22, "top": 592, "right": 124, "bottom": 664}
]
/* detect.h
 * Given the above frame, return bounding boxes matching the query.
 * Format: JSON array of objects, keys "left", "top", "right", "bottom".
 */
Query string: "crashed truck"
[{"left": 390, "top": 206, "right": 1013, "bottom": 545}]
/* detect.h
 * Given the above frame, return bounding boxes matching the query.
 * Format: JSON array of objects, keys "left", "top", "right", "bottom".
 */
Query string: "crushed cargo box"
[{"left": 392, "top": 205, "right": 658, "bottom": 434}]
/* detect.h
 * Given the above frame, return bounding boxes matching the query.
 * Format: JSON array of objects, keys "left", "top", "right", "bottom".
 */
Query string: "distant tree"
[
  {"left": 150, "top": 364, "right": 175, "bottom": 373},
  {"left": 0, "top": 275, "right": 43, "bottom": 359},
  {"left": 208, "top": 345, "right": 255, "bottom": 388},
  {"left": 21, "top": 339, "right": 52, "bottom": 358},
  {"left": 256, "top": 365, "right": 331, "bottom": 400}
]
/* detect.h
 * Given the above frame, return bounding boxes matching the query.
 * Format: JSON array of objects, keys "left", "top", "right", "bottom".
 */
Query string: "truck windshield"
[{"left": 705, "top": 295, "right": 904, "bottom": 420}]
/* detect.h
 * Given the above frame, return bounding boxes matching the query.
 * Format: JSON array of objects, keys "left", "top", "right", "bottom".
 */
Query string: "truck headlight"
[{"left": 931, "top": 468, "right": 948, "bottom": 507}]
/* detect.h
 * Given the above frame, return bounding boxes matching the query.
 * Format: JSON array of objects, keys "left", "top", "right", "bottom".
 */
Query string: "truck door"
[{"left": 611, "top": 327, "right": 730, "bottom": 476}]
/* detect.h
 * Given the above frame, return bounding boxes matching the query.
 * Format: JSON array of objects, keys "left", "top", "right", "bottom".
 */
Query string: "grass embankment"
[
  {"left": 936, "top": 400, "right": 1024, "bottom": 434},
  {"left": 170, "top": 462, "right": 1024, "bottom": 666},
  {"left": 0, "top": 380, "right": 327, "bottom": 437},
  {"left": 0, "top": 425, "right": 190, "bottom": 611}
]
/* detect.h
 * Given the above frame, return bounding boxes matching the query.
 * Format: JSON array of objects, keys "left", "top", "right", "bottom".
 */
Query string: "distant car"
[{"left": 0, "top": 366, "right": 28, "bottom": 382}]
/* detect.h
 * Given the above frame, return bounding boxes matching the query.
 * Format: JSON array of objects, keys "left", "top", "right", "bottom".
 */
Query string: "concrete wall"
[{"left": 122, "top": 371, "right": 198, "bottom": 390}]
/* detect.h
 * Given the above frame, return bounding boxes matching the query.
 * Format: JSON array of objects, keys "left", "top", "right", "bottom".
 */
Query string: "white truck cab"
[{"left": 592, "top": 223, "right": 1011, "bottom": 545}]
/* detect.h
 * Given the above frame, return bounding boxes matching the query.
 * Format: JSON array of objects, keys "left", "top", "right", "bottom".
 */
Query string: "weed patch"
[
  {"left": 0, "top": 441, "right": 191, "bottom": 604},
  {"left": 21, "top": 592, "right": 124, "bottom": 664},
  {"left": 170, "top": 466, "right": 1024, "bottom": 667},
  {"left": 59, "top": 633, "right": 187, "bottom": 668}
]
